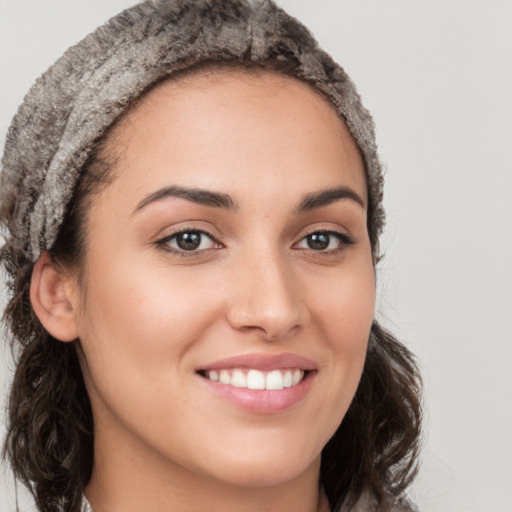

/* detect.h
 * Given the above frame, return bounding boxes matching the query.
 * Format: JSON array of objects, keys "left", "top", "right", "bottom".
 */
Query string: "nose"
[{"left": 226, "top": 252, "right": 309, "bottom": 341}]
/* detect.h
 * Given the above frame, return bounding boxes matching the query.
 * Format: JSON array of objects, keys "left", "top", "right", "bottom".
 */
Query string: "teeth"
[
  {"left": 247, "top": 369, "right": 265, "bottom": 390},
  {"left": 231, "top": 369, "right": 247, "bottom": 388},
  {"left": 219, "top": 370, "right": 231, "bottom": 385},
  {"left": 266, "top": 370, "right": 283, "bottom": 390},
  {"left": 205, "top": 368, "right": 305, "bottom": 390}
]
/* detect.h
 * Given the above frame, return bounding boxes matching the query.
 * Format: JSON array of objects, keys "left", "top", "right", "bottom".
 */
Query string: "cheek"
[
  {"left": 80, "top": 263, "right": 220, "bottom": 351},
  {"left": 74, "top": 254, "right": 225, "bottom": 403},
  {"left": 303, "top": 255, "right": 375, "bottom": 420},
  {"left": 308, "top": 254, "right": 375, "bottom": 348},
  {"left": 74, "top": 261, "right": 232, "bottom": 464}
]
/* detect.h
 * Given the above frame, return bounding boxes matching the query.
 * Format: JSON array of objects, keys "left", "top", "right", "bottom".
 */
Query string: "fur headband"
[{"left": 0, "top": 0, "right": 384, "bottom": 263}]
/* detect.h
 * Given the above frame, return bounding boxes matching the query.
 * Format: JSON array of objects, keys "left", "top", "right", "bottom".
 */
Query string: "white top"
[{"left": 81, "top": 496, "right": 93, "bottom": 512}]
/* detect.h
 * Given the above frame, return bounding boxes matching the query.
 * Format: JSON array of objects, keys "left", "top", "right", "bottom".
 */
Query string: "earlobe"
[{"left": 30, "top": 251, "right": 79, "bottom": 342}]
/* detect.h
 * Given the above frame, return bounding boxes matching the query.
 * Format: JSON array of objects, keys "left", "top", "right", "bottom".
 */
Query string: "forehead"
[{"left": 100, "top": 67, "right": 367, "bottom": 207}]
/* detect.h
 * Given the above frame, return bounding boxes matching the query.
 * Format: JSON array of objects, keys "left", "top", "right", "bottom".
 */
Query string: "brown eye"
[
  {"left": 176, "top": 232, "right": 202, "bottom": 250},
  {"left": 305, "top": 233, "right": 330, "bottom": 250},
  {"left": 160, "top": 230, "right": 219, "bottom": 252},
  {"left": 296, "top": 231, "right": 354, "bottom": 252}
]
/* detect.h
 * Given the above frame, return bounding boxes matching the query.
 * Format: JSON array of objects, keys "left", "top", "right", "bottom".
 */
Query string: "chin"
[
  {"left": 216, "top": 466, "right": 310, "bottom": 489},
  {"left": 200, "top": 444, "right": 322, "bottom": 489}
]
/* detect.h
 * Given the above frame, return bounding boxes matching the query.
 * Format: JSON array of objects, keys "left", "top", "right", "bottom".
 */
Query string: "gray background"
[{"left": 1, "top": 1, "right": 511, "bottom": 511}]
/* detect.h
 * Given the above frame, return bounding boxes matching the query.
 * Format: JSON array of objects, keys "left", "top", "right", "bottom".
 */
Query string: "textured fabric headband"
[{"left": 0, "top": 0, "right": 384, "bottom": 263}]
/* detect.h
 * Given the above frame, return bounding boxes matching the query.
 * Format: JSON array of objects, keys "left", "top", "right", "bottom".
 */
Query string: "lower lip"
[{"left": 198, "top": 371, "right": 315, "bottom": 414}]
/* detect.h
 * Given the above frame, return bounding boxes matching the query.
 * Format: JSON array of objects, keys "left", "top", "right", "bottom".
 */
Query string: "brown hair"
[{"left": 1, "top": 138, "right": 114, "bottom": 512}]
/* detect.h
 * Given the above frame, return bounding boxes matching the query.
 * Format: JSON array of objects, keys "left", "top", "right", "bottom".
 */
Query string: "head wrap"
[{"left": 0, "top": 0, "right": 384, "bottom": 263}]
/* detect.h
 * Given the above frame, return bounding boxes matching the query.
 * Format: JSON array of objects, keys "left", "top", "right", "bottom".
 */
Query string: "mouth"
[
  {"left": 196, "top": 353, "right": 317, "bottom": 413},
  {"left": 198, "top": 368, "right": 308, "bottom": 391}
]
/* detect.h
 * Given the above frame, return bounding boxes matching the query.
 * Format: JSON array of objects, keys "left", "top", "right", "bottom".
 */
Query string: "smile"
[
  {"left": 197, "top": 353, "right": 317, "bottom": 413},
  {"left": 203, "top": 368, "right": 306, "bottom": 390}
]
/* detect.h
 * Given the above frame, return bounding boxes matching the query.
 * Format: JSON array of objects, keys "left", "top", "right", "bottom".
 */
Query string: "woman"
[{"left": 0, "top": 1, "right": 421, "bottom": 511}]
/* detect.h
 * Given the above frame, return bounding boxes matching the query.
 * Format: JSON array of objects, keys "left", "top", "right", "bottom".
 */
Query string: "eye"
[
  {"left": 295, "top": 231, "right": 353, "bottom": 252},
  {"left": 158, "top": 230, "right": 220, "bottom": 252}
]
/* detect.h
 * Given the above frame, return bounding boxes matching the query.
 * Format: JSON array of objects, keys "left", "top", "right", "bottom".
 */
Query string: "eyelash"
[
  {"left": 155, "top": 227, "right": 355, "bottom": 257},
  {"left": 295, "top": 229, "right": 355, "bottom": 255},
  {"left": 155, "top": 227, "right": 221, "bottom": 257}
]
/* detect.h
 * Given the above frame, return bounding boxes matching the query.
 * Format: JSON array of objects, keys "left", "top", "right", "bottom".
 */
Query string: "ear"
[{"left": 30, "top": 251, "right": 79, "bottom": 342}]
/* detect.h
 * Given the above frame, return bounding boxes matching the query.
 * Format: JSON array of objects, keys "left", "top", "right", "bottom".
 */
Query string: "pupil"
[
  {"left": 307, "top": 233, "right": 329, "bottom": 250},
  {"left": 177, "top": 232, "right": 201, "bottom": 250}
]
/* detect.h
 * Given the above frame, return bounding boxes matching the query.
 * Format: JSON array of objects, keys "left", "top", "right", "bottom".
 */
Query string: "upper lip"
[{"left": 198, "top": 353, "right": 318, "bottom": 372}]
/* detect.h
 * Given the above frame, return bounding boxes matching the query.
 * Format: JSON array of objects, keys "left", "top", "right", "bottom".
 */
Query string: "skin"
[{"left": 32, "top": 69, "right": 375, "bottom": 512}]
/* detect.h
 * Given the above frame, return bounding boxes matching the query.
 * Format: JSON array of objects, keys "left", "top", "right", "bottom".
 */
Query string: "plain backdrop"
[{"left": 1, "top": 1, "right": 511, "bottom": 511}]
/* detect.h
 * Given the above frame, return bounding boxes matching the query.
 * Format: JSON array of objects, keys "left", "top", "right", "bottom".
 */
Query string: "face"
[{"left": 70, "top": 70, "right": 375, "bottom": 490}]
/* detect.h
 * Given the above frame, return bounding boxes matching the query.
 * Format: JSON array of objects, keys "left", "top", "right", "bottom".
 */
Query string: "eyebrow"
[
  {"left": 294, "top": 186, "right": 366, "bottom": 213},
  {"left": 133, "top": 184, "right": 365, "bottom": 215},
  {"left": 133, "top": 185, "right": 239, "bottom": 213}
]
